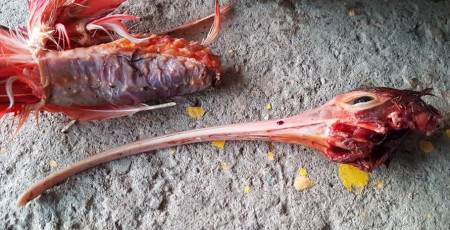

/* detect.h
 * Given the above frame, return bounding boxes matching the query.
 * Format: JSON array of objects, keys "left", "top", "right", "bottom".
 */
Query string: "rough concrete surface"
[{"left": 1, "top": 0, "right": 449, "bottom": 229}]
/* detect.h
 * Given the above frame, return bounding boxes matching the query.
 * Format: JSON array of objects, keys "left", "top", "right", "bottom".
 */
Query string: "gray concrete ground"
[{"left": 1, "top": 0, "right": 449, "bottom": 229}]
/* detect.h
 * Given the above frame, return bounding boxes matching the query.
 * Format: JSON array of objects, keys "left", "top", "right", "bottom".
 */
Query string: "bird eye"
[{"left": 351, "top": 96, "right": 374, "bottom": 105}]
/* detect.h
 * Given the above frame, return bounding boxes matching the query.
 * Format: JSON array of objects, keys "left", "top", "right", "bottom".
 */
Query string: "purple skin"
[{"left": 39, "top": 46, "right": 221, "bottom": 107}]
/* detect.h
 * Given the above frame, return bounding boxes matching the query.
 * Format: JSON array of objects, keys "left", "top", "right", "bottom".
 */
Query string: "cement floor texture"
[{"left": 1, "top": 0, "right": 449, "bottom": 229}]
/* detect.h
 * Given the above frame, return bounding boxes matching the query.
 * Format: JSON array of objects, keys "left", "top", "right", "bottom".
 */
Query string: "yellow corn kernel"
[
  {"left": 267, "top": 152, "right": 275, "bottom": 160},
  {"left": 186, "top": 107, "right": 205, "bottom": 119},
  {"left": 294, "top": 175, "right": 314, "bottom": 191},
  {"left": 339, "top": 164, "right": 370, "bottom": 194},
  {"left": 244, "top": 185, "right": 250, "bottom": 194},
  {"left": 50, "top": 160, "right": 58, "bottom": 168},
  {"left": 221, "top": 162, "right": 231, "bottom": 170},
  {"left": 212, "top": 140, "right": 226, "bottom": 149},
  {"left": 298, "top": 168, "right": 308, "bottom": 176}
]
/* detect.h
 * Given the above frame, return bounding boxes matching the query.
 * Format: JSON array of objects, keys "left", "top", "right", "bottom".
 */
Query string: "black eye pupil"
[{"left": 353, "top": 96, "right": 373, "bottom": 104}]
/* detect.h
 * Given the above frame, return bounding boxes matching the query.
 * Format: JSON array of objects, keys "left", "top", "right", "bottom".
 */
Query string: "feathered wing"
[
  {"left": 1, "top": 0, "right": 141, "bottom": 132},
  {"left": 27, "top": 0, "right": 142, "bottom": 50},
  {"left": 157, "top": 1, "right": 232, "bottom": 42},
  {"left": 0, "top": 26, "right": 42, "bottom": 133}
]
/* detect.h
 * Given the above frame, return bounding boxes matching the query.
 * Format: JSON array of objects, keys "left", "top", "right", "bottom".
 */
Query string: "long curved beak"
[{"left": 18, "top": 105, "right": 335, "bottom": 206}]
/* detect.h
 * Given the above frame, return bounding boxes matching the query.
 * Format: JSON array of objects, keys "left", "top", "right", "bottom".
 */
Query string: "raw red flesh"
[{"left": 17, "top": 87, "right": 442, "bottom": 206}]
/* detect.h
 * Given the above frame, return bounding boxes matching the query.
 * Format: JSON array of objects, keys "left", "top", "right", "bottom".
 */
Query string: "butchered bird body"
[{"left": 0, "top": 0, "right": 227, "bottom": 129}]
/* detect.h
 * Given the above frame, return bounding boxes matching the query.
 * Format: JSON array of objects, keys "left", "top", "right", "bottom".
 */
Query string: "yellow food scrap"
[
  {"left": 221, "top": 162, "right": 231, "bottom": 170},
  {"left": 244, "top": 185, "right": 250, "bottom": 194},
  {"left": 446, "top": 129, "right": 450, "bottom": 138},
  {"left": 171, "top": 149, "right": 176, "bottom": 154},
  {"left": 141, "top": 115, "right": 147, "bottom": 120},
  {"left": 294, "top": 175, "right": 314, "bottom": 191},
  {"left": 361, "top": 211, "right": 367, "bottom": 217},
  {"left": 1, "top": 147, "right": 6, "bottom": 154},
  {"left": 298, "top": 168, "right": 308, "bottom": 176},
  {"left": 50, "top": 160, "right": 57, "bottom": 168},
  {"left": 186, "top": 107, "right": 205, "bottom": 119},
  {"left": 267, "top": 152, "right": 275, "bottom": 160},
  {"left": 266, "top": 103, "right": 272, "bottom": 110},
  {"left": 212, "top": 140, "right": 226, "bottom": 149},
  {"left": 339, "top": 164, "right": 370, "bottom": 194},
  {"left": 349, "top": 10, "right": 356, "bottom": 17},
  {"left": 227, "top": 49, "right": 234, "bottom": 54},
  {"left": 374, "top": 180, "right": 384, "bottom": 189},
  {"left": 428, "top": 214, "right": 433, "bottom": 219},
  {"left": 419, "top": 140, "right": 434, "bottom": 153}
]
